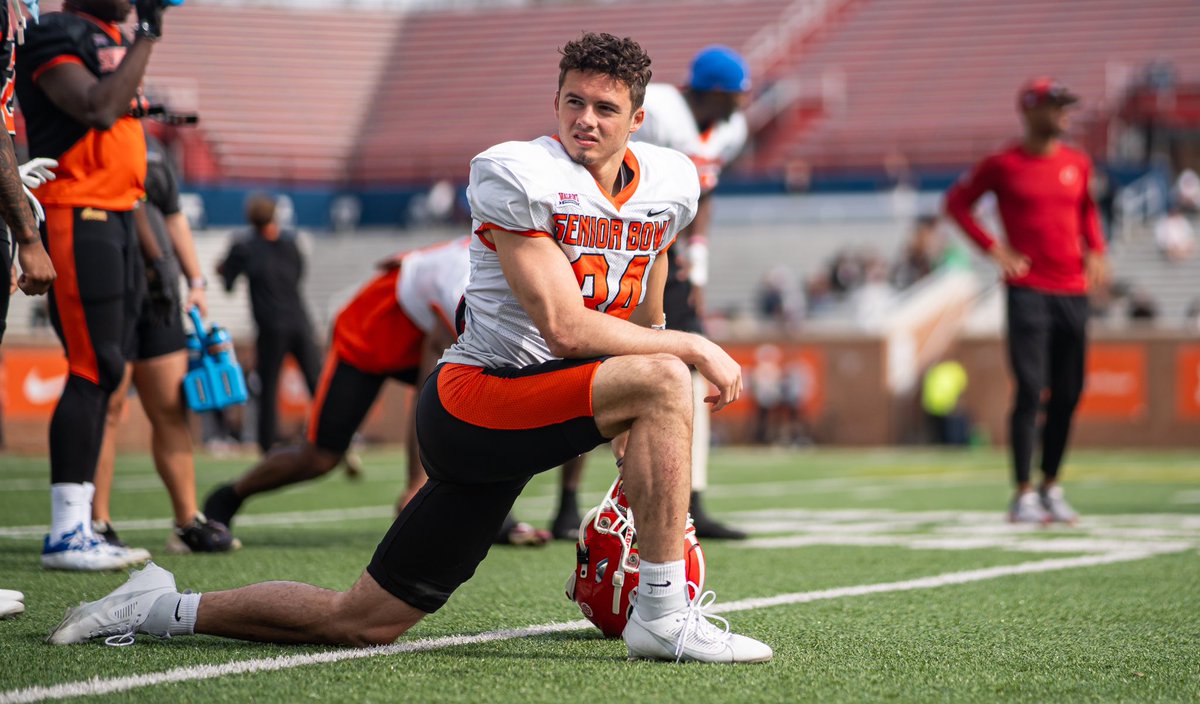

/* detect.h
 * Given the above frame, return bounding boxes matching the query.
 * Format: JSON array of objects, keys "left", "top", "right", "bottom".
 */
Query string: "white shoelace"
[
  {"left": 103, "top": 631, "right": 136, "bottom": 647},
  {"left": 674, "top": 585, "right": 730, "bottom": 663}
]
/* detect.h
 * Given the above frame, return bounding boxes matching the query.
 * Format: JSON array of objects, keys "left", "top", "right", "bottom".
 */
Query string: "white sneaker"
[
  {"left": 48, "top": 562, "right": 178, "bottom": 645},
  {"left": 0, "top": 590, "right": 24, "bottom": 619},
  {"left": 1007, "top": 491, "right": 1050, "bottom": 525},
  {"left": 1040, "top": 485, "right": 1078, "bottom": 524},
  {"left": 41, "top": 525, "right": 131, "bottom": 571},
  {"left": 624, "top": 590, "right": 773, "bottom": 663}
]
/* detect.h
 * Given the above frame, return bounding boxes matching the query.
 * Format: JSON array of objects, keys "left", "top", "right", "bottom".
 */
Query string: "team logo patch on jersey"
[
  {"left": 557, "top": 192, "right": 580, "bottom": 207},
  {"left": 97, "top": 47, "right": 126, "bottom": 73}
]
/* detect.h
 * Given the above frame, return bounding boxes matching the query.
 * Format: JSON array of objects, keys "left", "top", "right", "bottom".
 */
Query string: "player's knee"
[
  {"left": 642, "top": 354, "right": 693, "bottom": 409},
  {"left": 332, "top": 600, "right": 423, "bottom": 647},
  {"left": 301, "top": 444, "right": 343, "bottom": 477},
  {"left": 93, "top": 346, "right": 128, "bottom": 393}
]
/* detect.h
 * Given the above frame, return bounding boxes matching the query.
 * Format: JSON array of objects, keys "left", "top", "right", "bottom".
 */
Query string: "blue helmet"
[{"left": 688, "top": 46, "right": 751, "bottom": 93}]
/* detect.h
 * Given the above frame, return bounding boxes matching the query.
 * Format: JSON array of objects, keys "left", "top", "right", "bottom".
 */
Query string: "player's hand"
[
  {"left": 16, "top": 239, "right": 55, "bottom": 295},
  {"left": 186, "top": 285, "right": 208, "bottom": 319},
  {"left": 988, "top": 244, "right": 1030, "bottom": 279},
  {"left": 691, "top": 335, "right": 742, "bottom": 412},
  {"left": 144, "top": 257, "right": 178, "bottom": 324},
  {"left": 1085, "top": 251, "right": 1110, "bottom": 290},
  {"left": 134, "top": 0, "right": 166, "bottom": 39},
  {"left": 18, "top": 157, "right": 57, "bottom": 190}
]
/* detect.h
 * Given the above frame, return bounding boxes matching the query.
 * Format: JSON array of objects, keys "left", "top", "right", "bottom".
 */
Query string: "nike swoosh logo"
[
  {"left": 174, "top": 599, "right": 183, "bottom": 621},
  {"left": 647, "top": 208, "right": 670, "bottom": 217},
  {"left": 23, "top": 368, "right": 67, "bottom": 405},
  {"left": 645, "top": 581, "right": 672, "bottom": 588}
]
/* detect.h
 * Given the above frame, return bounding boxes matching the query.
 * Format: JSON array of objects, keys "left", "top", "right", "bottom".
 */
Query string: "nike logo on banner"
[
  {"left": 174, "top": 599, "right": 183, "bottom": 621},
  {"left": 647, "top": 208, "right": 670, "bottom": 218},
  {"left": 646, "top": 581, "right": 671, "bottom": 588},
  {"left": 23, "top": 368, "right": 67, "bottom": 405}
]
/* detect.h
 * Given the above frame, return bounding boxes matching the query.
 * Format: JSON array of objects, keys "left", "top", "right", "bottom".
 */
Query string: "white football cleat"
[
  {"left": 1040, "top": 485, "right": 1079, "bottom": 525},
  {"left": 41, "top": 525, "right": 132, "bottom": 571},
  {"left": 48, "top": 562, "right": 178, "bottom": 645},
  {"left": 624, "top": 589, "right": 773, "bottom": 664},
  {"left": 0, "top": 589, "right": 25, "bottom": 619}
]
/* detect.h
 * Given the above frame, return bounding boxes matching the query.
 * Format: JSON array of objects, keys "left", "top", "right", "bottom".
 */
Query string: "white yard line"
[{"left": 0, "top": 548, "right": 1182, "bottom": 704}]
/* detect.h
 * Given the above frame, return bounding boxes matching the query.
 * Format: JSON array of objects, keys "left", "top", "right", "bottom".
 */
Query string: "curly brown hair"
[{"left": 558, "top": 32, "right": 653, "bottom": 110}]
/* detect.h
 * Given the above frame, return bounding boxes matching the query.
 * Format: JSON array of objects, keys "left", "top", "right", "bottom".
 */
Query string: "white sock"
[
  {"left": 634, "top": 559, "right": 687, "bottom": 621},
  {"left": 145, "top": 591, "right": 201, "bottom": 637},
  {"left": 50, "top": 483, "right": 93, "bottom": 541}
]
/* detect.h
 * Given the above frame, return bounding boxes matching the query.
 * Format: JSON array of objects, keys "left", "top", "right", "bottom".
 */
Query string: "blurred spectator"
[
  {"left": 784, "top": 158, "right": 812, "bottom": 193},
  {"left": 1154, "top": 206, "right": 1196, "bottom": 262},
  {"left": 749, "top": 344, "right": 784, "bottom": 445},
  {"left": 330, "top": 194, "right": 362, "bottom": 233},
  {"left": 1090, "top": 166, "right": 1117, "bottom": 242},
  {"left": 804, "top": 272, "right": 837, "bottom": 317},
  {"left": 780, "top": 360, "right": 815, "bottom": 445},
  {"left": 1128, "top": 289, "right": 1159, "bottom": 322},
  {"left": 921, "top": 359, "right": 970, "bottom": 445},
  {"left": 829, "top": 249, "right": 866, "bottom": 294},
  {"left": 891, "top": 215, "right": 943, "bottom": 289},
  {"left": 756, "top": 265, "right": 804, "bottom": 328},
  {"left": 1186, "top": 298, "right": 1200, "bottom": 331},
  {"left": 1173, "top": 169, "right": 1200, "bottom": 214}
]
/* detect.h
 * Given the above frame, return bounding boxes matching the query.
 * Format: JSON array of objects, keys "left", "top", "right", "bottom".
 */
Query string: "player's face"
[
  {"left": 1024, "top": 102, "right": 1072, "bottom": 138},
  {"left": 555, "top": 70, "right": 645, "bottom": 172},
  {"left": 79, "top": 0, "right": 134, "bottom": 22}
]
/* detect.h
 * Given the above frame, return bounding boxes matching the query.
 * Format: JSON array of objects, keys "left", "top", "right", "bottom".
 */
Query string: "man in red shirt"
[{"left": 945, "top": 77, "right": 1109, "bottom": 524}]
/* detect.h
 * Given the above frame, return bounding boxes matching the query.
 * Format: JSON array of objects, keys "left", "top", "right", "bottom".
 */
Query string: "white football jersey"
[
  {"left": 634, "top": 83, "right": 748, "bottom": 192},
  {"left": 442, "top": 135, "right": 700, "bottom": 369},
  {"left": 396, "top": 236, "right": 470, "bottom": 337}
]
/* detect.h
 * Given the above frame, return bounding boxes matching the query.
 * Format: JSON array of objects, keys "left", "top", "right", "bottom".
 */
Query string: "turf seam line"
[{"left": 0, "top": 549, "right": 1179, "bottom": 704}]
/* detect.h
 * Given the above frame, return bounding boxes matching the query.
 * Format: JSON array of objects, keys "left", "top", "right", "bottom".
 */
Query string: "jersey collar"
[
  {"left": 550, "top": 135, "right": 641, "bottom": 211},
  {"left": 65, "top": 8, "right": 123, "bottom": 44}
]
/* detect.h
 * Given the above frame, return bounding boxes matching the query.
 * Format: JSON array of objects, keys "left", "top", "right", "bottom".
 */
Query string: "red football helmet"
[{"left": 565, "top": 476, "right": 706, "bottom": 638}]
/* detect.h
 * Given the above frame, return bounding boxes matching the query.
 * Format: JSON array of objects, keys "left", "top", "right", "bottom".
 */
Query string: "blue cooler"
[{"left": 184, "top": 307, "right": 248, "bottom": 412}]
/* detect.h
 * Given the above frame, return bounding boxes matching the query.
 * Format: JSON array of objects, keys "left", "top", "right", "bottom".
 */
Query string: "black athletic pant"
[
  {"left": 44, "top": 207, "right": 142, "bottom": 484},
  {"left": 255, "top": 325, "right": 322, "bottom": 453},
  {"left": 1005, "top": 287, "right": 1090, "bottom": 486}
]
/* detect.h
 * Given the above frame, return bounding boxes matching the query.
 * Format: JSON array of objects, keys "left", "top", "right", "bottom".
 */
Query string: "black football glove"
[
  {"left": 144, "top": 257, "right": 179, "bottom": 325},
  {"left": 134, "top": 0, "right": 165, "bottom": 40}
]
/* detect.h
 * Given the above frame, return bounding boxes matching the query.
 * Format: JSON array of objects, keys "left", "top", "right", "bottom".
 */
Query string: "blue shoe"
[{"left": 41, "top": 524, "right": 146, "bottom": 571}]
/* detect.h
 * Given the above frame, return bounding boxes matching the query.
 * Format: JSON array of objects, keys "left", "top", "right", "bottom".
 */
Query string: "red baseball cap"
[{"left": 1018, "top": 77, "right": 1079, "bottom": 109}]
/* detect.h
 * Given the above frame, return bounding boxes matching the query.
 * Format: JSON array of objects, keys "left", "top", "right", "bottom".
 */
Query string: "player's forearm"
[
  {"left": 944, "top": 188, "right": 997, "bottom": 252},
  {"left": 0, "top": 137, "right": 38, "bottom": 244},
  {"left": 85, "top": 38, "right": 155, "bottom": 129},
  {"left": 548, "top": 306, "right": 705, "bottom": 364},
  {"left": 166, "top": 212, "right": 202, "bottom": 281}
]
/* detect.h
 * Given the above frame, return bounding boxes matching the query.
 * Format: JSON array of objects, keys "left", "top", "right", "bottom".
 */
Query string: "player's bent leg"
[
  {"left": 592, "top": 353, "right": 693, "bottom": 563},
  {"left": 592, "top": 355, "right": 772, "bottom": 664},
  {"left": 49, "top": 562, "right": 426, "bottom": 646},
  {"left": 196, "top": 569, "right": 426, "bottom": 646},
  {"left": 203, "top": 443, "right": 342, "bottom": 529}
]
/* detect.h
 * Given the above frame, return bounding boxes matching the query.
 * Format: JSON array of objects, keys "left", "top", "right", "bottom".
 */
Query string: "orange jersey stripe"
[
  {"left": 436, "top": 361, "right": 600, "bottom": 430},
  {"left": 31, "top": 55, "right": 83, "bottom": 82},
  {"left": 306, "top": 348, "right": 342, "bottom": 446},
  {"left": 45, "top": 207, "right": 99, "bottom": 383}
]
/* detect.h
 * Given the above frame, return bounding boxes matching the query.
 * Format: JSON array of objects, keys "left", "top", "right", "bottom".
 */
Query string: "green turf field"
[{"left": 1, "top": 447, "right": 1198, "bottom": 703}]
